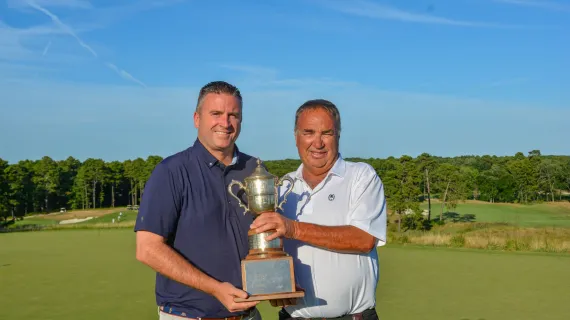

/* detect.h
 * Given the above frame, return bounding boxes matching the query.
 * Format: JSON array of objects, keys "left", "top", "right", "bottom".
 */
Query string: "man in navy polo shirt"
[{"left": 134, "top": 81, "right": 262, "bottom": 320}]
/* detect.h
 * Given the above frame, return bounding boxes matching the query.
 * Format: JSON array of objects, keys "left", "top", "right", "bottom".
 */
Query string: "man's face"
[
  {"left": 193, "top": 93, "right": 242, "bottom": 155},
  {"left": 295, "top": 107, "right": 339, "bottom": 173}
]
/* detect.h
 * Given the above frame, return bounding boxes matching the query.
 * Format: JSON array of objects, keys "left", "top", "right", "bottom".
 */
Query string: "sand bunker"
[{"left": 59, "top": 217, "right": 94, "bottom": 225}]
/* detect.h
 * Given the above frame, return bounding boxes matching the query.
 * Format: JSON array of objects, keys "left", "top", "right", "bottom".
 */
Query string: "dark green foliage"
[
  {"left": 401, "top": 212, "right": 432, "bottom": 231},
  {"left": 0, "top": 155, "right": 163, "bottom": 218},
  {"left": 438, "top": 212, "right": 477, "bottom": 223},
  {"left": 0, "top": 158, "right": 9, "bottom": 220},
  {"left": 263, "top": 159, "right": 301, "bottom": 178},
  {"left": 0, "top": 149, "right": 569, "bottom": 219},
  {"left": 450, "top": 234, "right": 466, "bottom": 247}
]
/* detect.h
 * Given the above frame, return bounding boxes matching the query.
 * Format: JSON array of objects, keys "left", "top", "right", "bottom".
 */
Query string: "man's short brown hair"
[{"left": 196, "top": 81, "right": 242, "bottom": 112}]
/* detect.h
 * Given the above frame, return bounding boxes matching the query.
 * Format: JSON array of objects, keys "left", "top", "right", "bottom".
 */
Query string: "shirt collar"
[
  {"left": 293, "top": 153, "right": 346, "bottom": 181},
  {"left": 193, "top": 138, "right": 239, "bottom": 169}
]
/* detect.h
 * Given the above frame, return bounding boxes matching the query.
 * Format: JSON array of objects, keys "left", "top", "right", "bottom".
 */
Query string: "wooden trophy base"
[
  {"left": 234, "top": 253, "right": 304, "bottom": 302},
  {"left": 234, "top": 291, "right": 305, "bottom": 302}
]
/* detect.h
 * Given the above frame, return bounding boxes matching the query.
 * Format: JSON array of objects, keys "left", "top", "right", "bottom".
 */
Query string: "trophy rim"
[{"left": 243, "top": 173, "right": 277, "bottom": 183}]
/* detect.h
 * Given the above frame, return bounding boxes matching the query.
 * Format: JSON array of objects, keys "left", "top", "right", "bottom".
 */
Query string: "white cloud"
[
  {"left": 314, "top": 0, "right": 530, "bottom": 28},
  {"left": 0, "top": 1, "right": 153, "bottom": 87},
  {"left": 7, "top": 0, "right": 92, "bottom": 9},
  {"left": 1, "top": 0, "right": 186, "bottom": 87},
  {"left": 220, "top": 64, "right": 359, "bottom": 88},
  {"left": 34, "top": 0, "right": 92, "bottom": 8},
  {"left": 42, "top": 40, "right": 52, "bottom": 56},
  {"left": 62, "top": 0, "right": 188, "bottom": 29},
  {"left": 489, "top": 77, "right": 531, "bottom": 87},
  {"left": 493, "top": 0, "right": 570, "bottom": 12},
  {"left": 0, "top": 20, "right": 65, "bottom": 62},
  {"left": 1, "top": 76, "right": 568, "bottom": 163},
  {"left": 105, "top": 63, "right": 147, "bottom": 88},
  {"left": 26, "top": 1, "right": 99, "bottom": 57},
  {"left": 220, "top": 64, "right": 279, "bottom": 78}
]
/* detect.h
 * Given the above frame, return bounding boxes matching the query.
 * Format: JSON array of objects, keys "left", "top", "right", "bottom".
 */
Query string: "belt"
[
  {"left": 199, "top": 316, "right": 248, "bottom": 320},
  {"left": 298, "top": 314, "right": 363, "bottom": 320},
  {"left": 280, "top": 308, "right": 375, "bottom": 320},
  {"left": 159, "top": 306, "right": 254, "bottom": 320}
]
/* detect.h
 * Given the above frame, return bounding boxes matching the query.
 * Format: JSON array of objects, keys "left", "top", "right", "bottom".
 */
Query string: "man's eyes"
[
  {"left": 210, "top": 112, "right": 239, "bottom": 118},
  {"left": 303, "top": 131, "right": 334, "bottom": 136}
]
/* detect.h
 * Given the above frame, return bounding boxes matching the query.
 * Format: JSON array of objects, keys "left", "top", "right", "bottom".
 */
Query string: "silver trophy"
[
  {"left": 228, "top": 158, "right": 294, "bottom": 256},
  {"left": 228, "top": 158, "right": 303, "bottom": 301}
]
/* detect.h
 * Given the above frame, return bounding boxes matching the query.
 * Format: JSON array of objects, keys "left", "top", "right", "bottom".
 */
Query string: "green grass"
[
  {"left": 1, "top": 229, "right": 570, "bottom": 319},
  {"left": 8, "top": 218, "right": 59, "bottom": 226},
  {"left": 421, "top": 201, "right": 570, "bottom": 227},
  {"left": 79, "top": 211, "right": 138, "bottom": 224},
  {"left": 3, "top": 210, "right": 137, "bottom": 230}
]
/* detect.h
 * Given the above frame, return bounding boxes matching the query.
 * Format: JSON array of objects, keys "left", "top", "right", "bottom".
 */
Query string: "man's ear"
[
  {"left": 193, "top": 111, "right": 199, "bottom": 129},
  {"left": 294, "top": 131, "right": 299, "bottom": 147}
]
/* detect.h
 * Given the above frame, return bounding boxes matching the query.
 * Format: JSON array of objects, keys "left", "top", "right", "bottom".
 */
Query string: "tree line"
[
  {"left": 264, "top": 150, "right": 570, "bottom": 230},
  {"left": 0, "top": 155, "right": 163, "bottom": 220},
  {"left": 1, "top": 150, "right": 569, "bottom": 222}
]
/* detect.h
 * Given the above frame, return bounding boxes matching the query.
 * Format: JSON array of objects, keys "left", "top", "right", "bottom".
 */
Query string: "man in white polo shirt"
[{"left": 250, "top": 99, "right": 387, "bottom": 320}]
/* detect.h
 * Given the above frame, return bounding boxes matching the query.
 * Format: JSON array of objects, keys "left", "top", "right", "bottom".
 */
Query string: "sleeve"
[
  {"left": 134, "top": 162, "right": 182, "bottom": 239},
  {"left": 348, "top": 164, "right": 387, "bottom": 246}
]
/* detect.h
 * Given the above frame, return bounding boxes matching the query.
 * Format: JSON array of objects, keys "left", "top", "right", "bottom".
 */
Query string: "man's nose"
[
  {"left": 313, "top": 134, "right": 324, "bottom": 148},
  {"left": 219, "top": 115, "right": 231, "bottom": 127}
]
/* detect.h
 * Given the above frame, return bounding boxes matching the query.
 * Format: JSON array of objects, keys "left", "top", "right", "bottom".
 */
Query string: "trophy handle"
[
  {"left": 228, "top": 180, "right": 249, "bottom": 215},
  {"left": 276, "top": 175, "right": 295, "bottom": 212}
]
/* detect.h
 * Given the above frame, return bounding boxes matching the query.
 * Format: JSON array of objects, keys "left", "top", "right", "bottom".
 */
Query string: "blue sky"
[{"left": 1, "top": 0, "right": 569, "bottom": 164}]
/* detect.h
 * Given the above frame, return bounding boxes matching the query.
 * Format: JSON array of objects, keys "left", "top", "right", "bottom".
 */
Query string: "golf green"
[
  {"left": 1, "top": 229, "right": 569, "bottom": 319},
  {"left": 420, "top": 201, "right": 570, "bottom": 227}
]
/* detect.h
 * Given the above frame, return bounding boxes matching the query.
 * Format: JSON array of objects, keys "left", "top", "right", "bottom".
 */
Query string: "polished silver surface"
[
  {"left": 246, "top": 178, "right": 274, "bottom": 196},
  {"left": 247, "top": 177, "right": 276, "bottom": 214},
  {"left": 276, "top": 175, "right": 295, "bottom": 211},
  {"left": 227, "top": 179, "right": 250, "bottom": 214},
  {"left": 227, "top": 158, "right": 296, "bottom": 216},
  {"left": 249, "top": 194, "right": 275, "bottom": 213},
  {"left": 249, "top": 231, "right": 282, "bottom": 250}
]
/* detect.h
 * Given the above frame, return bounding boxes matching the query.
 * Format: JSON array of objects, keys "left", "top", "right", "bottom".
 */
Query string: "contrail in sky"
[
  {"left": 26, "top": 0, "right": 147, "bottom": 88},
  {"left": 42, "top": 40, "right": 51, "bottom": 56}
]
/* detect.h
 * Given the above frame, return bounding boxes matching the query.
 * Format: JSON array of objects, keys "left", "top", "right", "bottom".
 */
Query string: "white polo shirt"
[{"left": 278, "top": 155, "right": 387, "bottom": 318}]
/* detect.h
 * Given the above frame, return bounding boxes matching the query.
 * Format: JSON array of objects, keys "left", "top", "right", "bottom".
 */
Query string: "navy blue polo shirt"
[{"left": 134, "top": 138, "right": 258, "bottom": 318}]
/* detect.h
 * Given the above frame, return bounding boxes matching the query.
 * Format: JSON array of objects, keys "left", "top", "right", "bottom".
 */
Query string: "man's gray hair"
[
  {"left": 294, "top": 99, "right": 341, "bottom": 136},
  {"left": 196, "top": 81, "right": 242, "bottom": 112}
]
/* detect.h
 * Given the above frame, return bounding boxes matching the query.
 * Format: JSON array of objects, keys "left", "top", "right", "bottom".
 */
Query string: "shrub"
[
  {"left": 402, "top": 212, "right": 432, "bottom": 231},
  {"left": 450, "top": 234, "right": 465, "bottom": 247}
]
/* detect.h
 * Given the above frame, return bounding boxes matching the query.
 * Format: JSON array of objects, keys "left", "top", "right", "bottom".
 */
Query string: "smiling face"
[
  {"left": 193, "top": 92, "right": 242, "bottom": 160},
  {"left": 295, "top": 107, "right": 339, "bottom": 178}
]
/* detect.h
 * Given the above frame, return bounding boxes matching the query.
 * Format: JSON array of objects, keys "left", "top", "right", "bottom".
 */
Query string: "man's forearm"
[
  {"left": 291, "top": 222, "right": 375, "bottom": 253},
  {"left": 136, "top": 234, "right": 220, "bottom": 296}
]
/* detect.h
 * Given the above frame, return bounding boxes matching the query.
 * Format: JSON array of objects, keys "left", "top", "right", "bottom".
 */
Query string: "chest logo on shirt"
[{"left": 328, "top": 194, "right": 335, "bottom": 201}]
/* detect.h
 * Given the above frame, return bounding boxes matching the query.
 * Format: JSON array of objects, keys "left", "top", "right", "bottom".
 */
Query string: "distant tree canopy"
[
  {"left": 1, "top": 150, "right": 569, "bottom": 221},
  {"left": 0, "top": 155, "right": 162, "bottom": 220}
]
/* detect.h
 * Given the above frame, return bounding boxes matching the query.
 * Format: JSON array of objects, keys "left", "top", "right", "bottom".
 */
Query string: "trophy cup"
[{"left": 228, "top": 158, "right": 304, "bottom": 302}]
